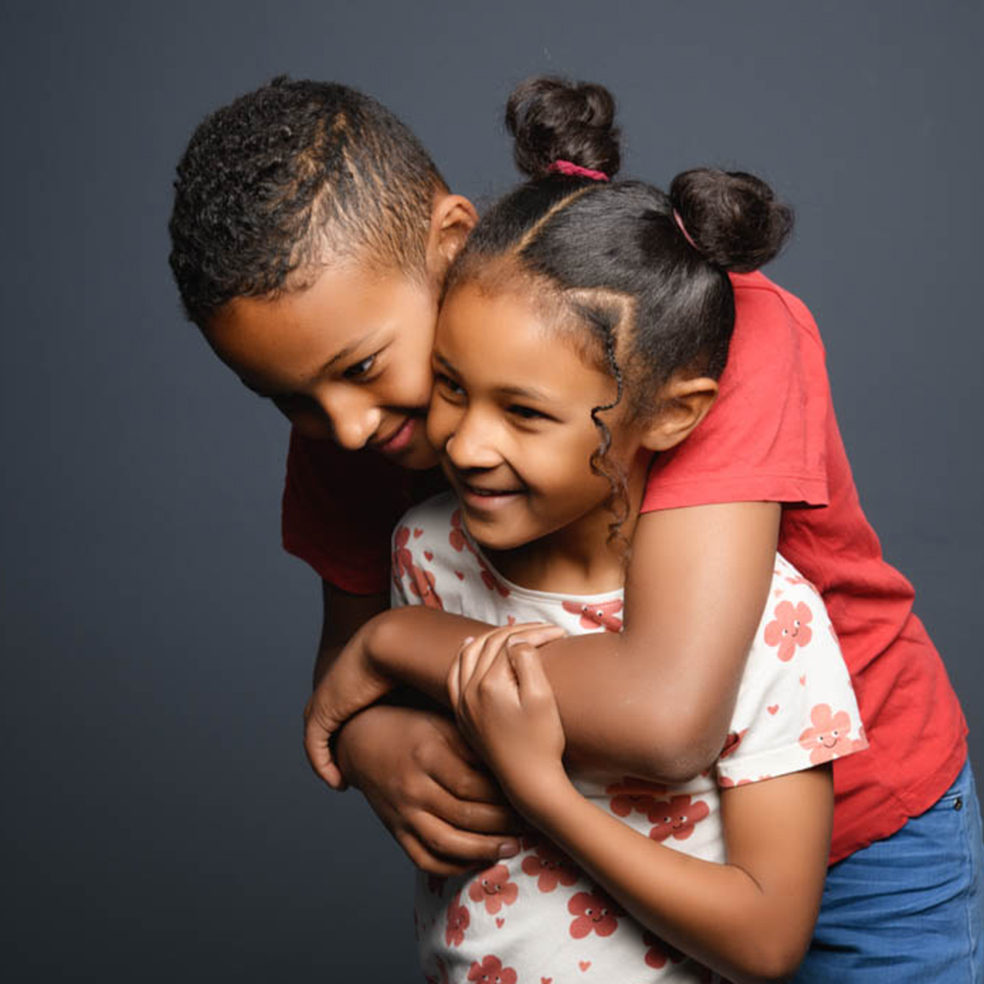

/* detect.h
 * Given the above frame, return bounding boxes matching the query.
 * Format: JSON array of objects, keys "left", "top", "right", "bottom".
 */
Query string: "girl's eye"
[
  {"left": 435, "top": 373, "right": 465, "bottom": 397},
  {"left": 342, "top": 354, "right": 376, "bottom": 380},
  {"left": 508, "top": 404, "right": 546, "bottom": 421}
]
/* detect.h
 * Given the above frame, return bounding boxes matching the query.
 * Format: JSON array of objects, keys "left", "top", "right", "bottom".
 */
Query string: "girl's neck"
[{"left": 484, "top": 451, "right": 650, "bottom": 596}]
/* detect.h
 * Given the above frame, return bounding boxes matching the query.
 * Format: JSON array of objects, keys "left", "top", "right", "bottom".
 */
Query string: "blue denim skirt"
[{"left": 794, "top": 757, "right": 983, "bottom": 982}]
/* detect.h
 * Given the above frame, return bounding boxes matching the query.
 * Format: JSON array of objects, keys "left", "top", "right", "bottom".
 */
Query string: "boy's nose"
[{"left": 317, "top": 387, "right": 381, "bottom": 451}]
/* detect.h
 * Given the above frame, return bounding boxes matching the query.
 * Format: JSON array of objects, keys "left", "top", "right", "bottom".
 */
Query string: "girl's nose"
[
  {"left": 444, "top": 411, "right": 502, "bottom": 470},
  {"left": 317, "top": 386, "right": 382, "bottom": 451}
]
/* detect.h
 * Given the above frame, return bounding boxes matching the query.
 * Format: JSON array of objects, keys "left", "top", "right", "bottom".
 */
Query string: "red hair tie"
[
  {"left": 546, "top": 159, "right": 609, "bottom": 182},
  {"left": 673, "top": 210, "right": 699, "bottom": 250}
]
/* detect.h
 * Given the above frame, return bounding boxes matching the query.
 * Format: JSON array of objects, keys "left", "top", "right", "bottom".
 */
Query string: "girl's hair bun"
[
  {"left": 669, "top": 169, "right": 794, "bottom": 272},
  {"left": 505, "top": 76, "right": 622, "bottom": 180}
]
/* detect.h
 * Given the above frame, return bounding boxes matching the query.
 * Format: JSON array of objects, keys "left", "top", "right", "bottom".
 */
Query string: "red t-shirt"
[{"left": 281, "top": 271, "right": 967, "bottom": 863}]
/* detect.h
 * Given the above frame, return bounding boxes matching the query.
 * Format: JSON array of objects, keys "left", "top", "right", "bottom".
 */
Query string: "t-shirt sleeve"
[
  {"left": 715, "top": 554, "right": 868, "bottom": 787},
  {"left": 643, "top": 275, "right": 831, "bottom": 512},
  {"left": 281, "top": 428, "right": 415, "bottom": 595}
]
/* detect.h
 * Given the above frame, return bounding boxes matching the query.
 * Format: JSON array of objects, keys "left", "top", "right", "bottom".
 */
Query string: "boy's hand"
[
  {"left": 335, "top": 704, "right": 523, "bottom": 874},
  {"left": 449, "top": 627, "right": 568, "bottom": 813},
  {"left": 304, "top": 624, "right": 392, "bottom": 788}
]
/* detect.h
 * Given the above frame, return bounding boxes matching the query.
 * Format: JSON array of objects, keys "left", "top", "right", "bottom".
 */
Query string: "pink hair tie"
[
  {"left": 673, "top": 210, "right": 699, "bottom": 251},
  {"left": 546, "top": 159, "right": 609, "bottom": 182}
]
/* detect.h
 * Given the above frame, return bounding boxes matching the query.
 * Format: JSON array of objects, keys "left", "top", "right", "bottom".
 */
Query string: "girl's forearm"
[{"left": 524, "top": 772, "right": 825, "bottom": 984}]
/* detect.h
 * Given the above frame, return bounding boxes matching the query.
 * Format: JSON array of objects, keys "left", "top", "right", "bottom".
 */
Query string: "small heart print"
[
  {"left": 773, "top": 588, "right": 783, "bottom": 597},
  {"left": 424, "top": 550, "right": 434, "bottom": 561},
  {"left": 579, "top": 961, "right": 591, "bottom": 972},
  {"left": 799, "top": 675, "right": 806, "bottom": 686},
  {"left": 495, "top": 917, "right": 504, "bottom": 928},
  {"left": 768, "top": 704, "right": 779, "bottom": 715},
  {"left": 413, "top": 527, "right": 423, "bottom": 538},
  {"left": 454, "top": 570, "right": 465, "bottom": 580},
  {"left": 507, "top": 615, "right": 516, "bottom": 625},
  {"left": 541, "top": 978, "right": 553, "bottom": 984}
]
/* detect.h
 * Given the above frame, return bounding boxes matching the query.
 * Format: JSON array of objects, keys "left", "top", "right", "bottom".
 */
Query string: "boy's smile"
[{"left": 205, "top": 263, "right": 441, "bottom": 469}]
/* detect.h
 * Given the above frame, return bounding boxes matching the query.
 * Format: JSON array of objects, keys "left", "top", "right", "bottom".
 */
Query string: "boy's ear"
[
  {"left": 641, "top": 375, "right": 719, "bottom": 452},
  {"left": 425, "top": 193, "right": 479, "bottom": 279}
]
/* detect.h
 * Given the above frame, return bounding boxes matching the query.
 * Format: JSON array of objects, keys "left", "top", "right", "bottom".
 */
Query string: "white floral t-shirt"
[{"left": 391, "top": 493, "right": 867, "bottom": 984}]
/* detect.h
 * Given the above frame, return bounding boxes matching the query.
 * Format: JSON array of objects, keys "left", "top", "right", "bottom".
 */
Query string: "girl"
[
  {"left": 324, "top": 150, "right": 868, "bottom": 982},
  {"left": 170, "top": 77, "right": 981, "bottom": 979}
]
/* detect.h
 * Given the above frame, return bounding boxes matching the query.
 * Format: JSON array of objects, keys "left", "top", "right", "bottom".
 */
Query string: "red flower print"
[
  {"left": 647, "top": 794, "right": 710, "bottom": 842},
  {"left": 568, "top": 888, "right": 623, "bottom": 939},
  {"left": 764, "top": 599, "right": 814, "bottom": 661},
  {"left": 408, "top": 562, "right": 444, "bottom": 610},
  {"left": 468, "top": 864, "right": 519, "bottom": 915},
  {"left": 643, "top": 930, "right": 685, "bottom": 969},
  {"left": 467, "top": 954, "right": 517, "bottom": 984},
  {"left": 445, "top": 892, "right": 470, "bottom": 948},
  {"left": 561, "top": 599, "right": 623, "bottom": 632},
  {"left": 477, "top": 557, "right": 510, "bottom": 597},
  {"left": 521, "top": 842, "right": 580, "bottom": 892},
  {"left": 392, "top": 525, "right": 413, "bottom": 580},
  {"left": 449, "top": 509, "right": 469, "bottom": 553},
  {"left": 718, "top": 729, "right": 749, "bottom": 760},
  {"left": 606, "top": 777, "right": 668, "bottom": 818},
  {"left": 799, "top": 704, "right": 855, "bottom": 765}
]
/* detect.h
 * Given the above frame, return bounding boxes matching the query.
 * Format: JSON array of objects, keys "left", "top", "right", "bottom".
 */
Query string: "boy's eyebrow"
[{"left": 315, "top": 328, "right": 383, "bottom": 376}]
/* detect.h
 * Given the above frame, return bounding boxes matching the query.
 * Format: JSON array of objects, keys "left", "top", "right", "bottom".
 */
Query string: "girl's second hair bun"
[
  {"left": 670, "top": 169, "right": 794, "bottom": 273},
  {"left": 505, "top": 76, "right": 622, "bottom": 181}
]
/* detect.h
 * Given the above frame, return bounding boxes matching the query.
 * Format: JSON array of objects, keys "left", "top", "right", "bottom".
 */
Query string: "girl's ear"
[
  {"left": 641, "top": 375, "right": 719, "bottom": 452},
  {"left": 425, "top": 193, "right": 479, "bottom": 280}
]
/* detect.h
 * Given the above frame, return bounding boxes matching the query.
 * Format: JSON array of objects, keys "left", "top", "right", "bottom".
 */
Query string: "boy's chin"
[{"left": 393, "top": 440, "right": 441, "bottom": 471}]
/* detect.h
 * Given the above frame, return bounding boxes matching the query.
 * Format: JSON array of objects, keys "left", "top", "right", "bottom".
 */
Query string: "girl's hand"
[
  {"left": 449, "top": 625, "right": 569, "bottom": 816},
  {"left": 304, "top": 623, "right": 393, "bottom": 788}
]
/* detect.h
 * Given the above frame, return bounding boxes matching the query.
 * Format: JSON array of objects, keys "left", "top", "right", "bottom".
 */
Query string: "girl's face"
[
  {"left": 428, "top": 282, "right": 646, "bottom": 553},
  {"left": 206, "top": 263, "right": 441, "bottom": 470}
]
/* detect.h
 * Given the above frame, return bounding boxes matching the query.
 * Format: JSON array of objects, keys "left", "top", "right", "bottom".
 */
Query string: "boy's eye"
[{"left": 342, "top": 354, "right": 376, "bottom": 380}]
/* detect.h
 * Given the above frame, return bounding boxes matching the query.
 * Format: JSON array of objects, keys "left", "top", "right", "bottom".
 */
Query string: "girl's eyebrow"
[
  {"left": 435, "top": 353, "right": 554, "bottom": 403},
  {"left": 496, "top": 384, "right": 554, "bottom": 403}
]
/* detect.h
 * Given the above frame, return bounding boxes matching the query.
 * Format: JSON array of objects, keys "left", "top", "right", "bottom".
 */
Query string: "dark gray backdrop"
[{"left": 3, "top": 2, "right": 981, "bottom": 980}]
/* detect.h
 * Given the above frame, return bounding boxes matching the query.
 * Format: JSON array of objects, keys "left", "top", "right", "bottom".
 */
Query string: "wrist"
[{"left": 504, "top": 764, "right": 576, "bottom": 829}]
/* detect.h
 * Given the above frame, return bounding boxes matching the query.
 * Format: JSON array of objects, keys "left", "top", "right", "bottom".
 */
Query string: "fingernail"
[{"left": 498, "top": 840, "right": 520, "bottom": 858}]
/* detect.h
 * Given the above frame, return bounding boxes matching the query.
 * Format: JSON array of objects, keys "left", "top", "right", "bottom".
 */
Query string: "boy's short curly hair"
[{"left": 168, "top": 76, "right": 447, "bottom": 327}]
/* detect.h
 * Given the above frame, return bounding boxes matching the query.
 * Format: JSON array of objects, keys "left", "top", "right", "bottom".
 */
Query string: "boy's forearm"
[{"left": 365, "top": 607, "right": 738, "bottom": 784}]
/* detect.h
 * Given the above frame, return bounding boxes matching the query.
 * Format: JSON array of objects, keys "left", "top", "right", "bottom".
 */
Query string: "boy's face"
[{"left": 206, "top": 263, "right": 441, "bottom": 469}]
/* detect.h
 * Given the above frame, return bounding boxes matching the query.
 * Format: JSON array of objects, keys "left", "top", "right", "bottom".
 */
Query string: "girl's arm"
[
  {"left": 306, "top": 500, "right": 779, "bottom": 785},
  {"left": 452, "top": 639, "right": 831, "bottom": 984}
]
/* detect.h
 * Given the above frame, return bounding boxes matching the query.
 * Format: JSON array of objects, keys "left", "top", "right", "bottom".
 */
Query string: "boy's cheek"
[{"left": 285, "top": 408, "right": 334, "bottom": 442}]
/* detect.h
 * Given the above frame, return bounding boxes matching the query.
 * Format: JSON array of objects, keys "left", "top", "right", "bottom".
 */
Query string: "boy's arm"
[
  {"left": 312, "top": 582, "right": 521, "bottom": 872},
  {"left": 311, "top": 500, "right": 779, "bottom": 784}
]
